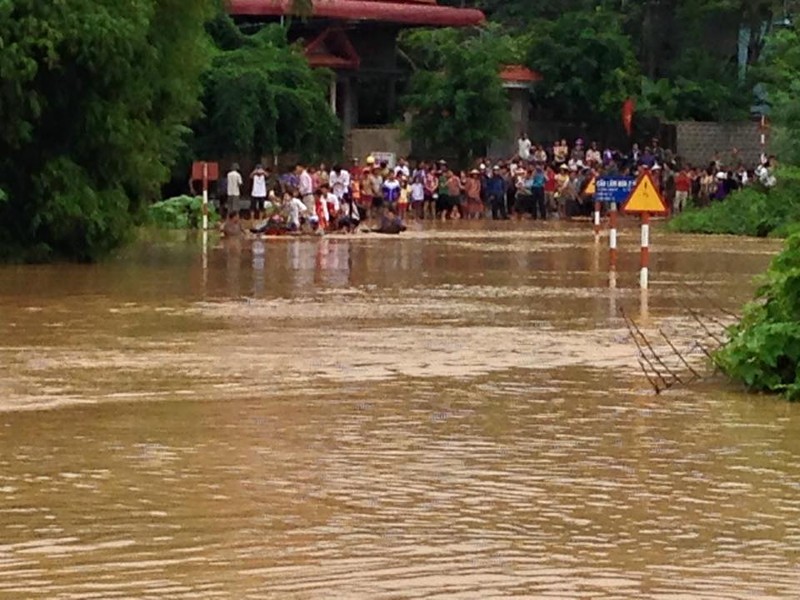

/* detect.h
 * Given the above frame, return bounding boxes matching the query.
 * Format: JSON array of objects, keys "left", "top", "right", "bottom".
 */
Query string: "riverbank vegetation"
[
  {"left": 147, "top": 196, "right": 219, "bottom": 230},
  {"left": 667, "top": 167, "right": 800, "bottom": 238},
  {"left": 716, "top": 232, "right": 800, "bottom": 400}
]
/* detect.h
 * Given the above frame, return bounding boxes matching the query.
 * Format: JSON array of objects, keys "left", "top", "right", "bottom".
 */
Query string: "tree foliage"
[
  {"left": 0, "top": 0, "right": 214, "bottom": 261},
  {"left": 759, "top": 28, "right": 800, "bottom": 164},
  {"left": 193, "top": 20, "right": 342, "bottom": 162},
  {"left": 400, "top": 28, "right": 511, "bottom": 163},
  {"left": 669, "top": 27, "right": 800, "bottom": 238},
  {"left": 523, "top": 9, "right": 639, "bottom": 124},
  {"left": 441, "top": 0, "right": 800, "bottom": 123},
  {"left": 716, "top": 230, "right": 800, "bottom": 400}
]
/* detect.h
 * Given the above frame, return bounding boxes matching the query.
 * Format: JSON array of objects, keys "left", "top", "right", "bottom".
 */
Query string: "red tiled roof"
[
  {"left": 228, "top": 0, "right": 486, "bottom": 27},
  {"left": 500, "top": 65, "right": 542, "bottom": 83},
  {"left": 305, "top": 27, "right": 361, "bottom": 69}
]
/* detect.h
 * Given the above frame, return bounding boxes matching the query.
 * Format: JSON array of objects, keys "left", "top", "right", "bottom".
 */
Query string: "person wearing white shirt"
[
  {"left": 321, "top": 183, "right": 340, "bottom": 219},
  {"left": 249, "top": 164, "right": 269, "bottom": 218},
  {"left": 284, "top": 194, "right": 309, "bottom": 231},
  {"left": 226, "top": 163, "right": 244, "bottom": 216},
  {"left": 394, "top": 157, "right": 411, "bottom": 179},
  {"left": 585, "top": 142, "right": 602, "bottom": 166},
  {"left": 517, "top": 133, "right": 532, "bottom": 161},
  {"left": 295, "top": 163, "right": 314, "bottom": 212},
  {"left": 329, "top": 165, "right": 351, "bottom": 200}
]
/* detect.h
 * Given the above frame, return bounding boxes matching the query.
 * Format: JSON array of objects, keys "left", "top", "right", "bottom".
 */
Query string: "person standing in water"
[
  {"left": 226, "top": 163, "right": 243, "bottom": 218},
  {"left": 249, "top": 164, "right": 268, "bottom": 220}
]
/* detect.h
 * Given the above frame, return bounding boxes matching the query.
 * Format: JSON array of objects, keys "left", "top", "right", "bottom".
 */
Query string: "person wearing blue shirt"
[
  {"left": 382, "top": 171, "right": 402, "bottom": 212},
  {"left": 531, "top": 166, "right": 547, "bottom": 220},
  {"left": 485, "top": 166, "right": 507, "bottom": 220}
]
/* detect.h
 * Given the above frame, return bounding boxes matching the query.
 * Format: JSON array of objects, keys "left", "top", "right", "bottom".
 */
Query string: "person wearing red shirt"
[
  {"left": 544, "top": 165, "right": 557, "bottom": 217},
  {"left": 674, "top": 167, "right": 692, "bottom": 213}
]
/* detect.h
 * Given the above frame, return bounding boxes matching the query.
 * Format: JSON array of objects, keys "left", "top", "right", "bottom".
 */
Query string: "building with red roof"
[
  {"left": 227, "top": 2, "right": 540, "bottom": 161},
  {"left": 228, "top": 0, "right": 485, "bottom": 134},
  {"left": 229, "top": 0, "right": 485, "bottom": 28}
]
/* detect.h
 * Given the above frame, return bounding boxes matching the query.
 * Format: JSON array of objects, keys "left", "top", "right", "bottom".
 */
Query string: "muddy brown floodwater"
[{"left": 0, "top": 221, "right": 799, "bottom": 599}]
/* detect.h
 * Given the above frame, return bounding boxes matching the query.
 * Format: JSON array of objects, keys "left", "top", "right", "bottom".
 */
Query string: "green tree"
[
  {"left": 193, "top": 21, "right": 342, "bottom": 163},
  {"left": 0, "top": 0, "right": 214, "bottom": 261},
  {"left": 400, "top": 28, "right": 512, "bottom": 163},
  {"left": 694, "top": 26, "right": 800, "bottom": 401},
  {"left": 759, "top": 28, "right": 800, "bottom": 164},
  {"left": 449, "top": 0, "right": 792, "bottom": 122},
  {"left": 439, "top": 0, "right": 592, "bottom": 28},
  {"left": 525, "top": 9, "right": 640, "bottom": 125}
]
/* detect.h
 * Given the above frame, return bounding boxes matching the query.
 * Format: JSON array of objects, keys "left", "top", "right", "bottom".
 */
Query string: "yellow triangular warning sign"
[
  {"left": 621, "top": 172, "right": 667, "bottom": 214},
  {"left": 583, "top": 176, "right": 596, "bottom": 196}
]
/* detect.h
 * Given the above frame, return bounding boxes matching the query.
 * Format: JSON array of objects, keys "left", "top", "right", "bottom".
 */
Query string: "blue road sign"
[{"left": 595, "top": 176, "right": 636, "bottom": 203}]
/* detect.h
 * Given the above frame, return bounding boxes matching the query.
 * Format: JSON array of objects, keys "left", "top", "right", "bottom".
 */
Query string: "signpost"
[
  {"left": 191, "top": 161, "right": 220, "bottom": 231},
  {"left": 609, "top": 201, "right": 618, "bottom": 273},
  {"left": 191, "top": 161, "right": 219, "bottom": 281},
  {"left": 581, "top": 176, "right": 601, "bottom": 237},
  {"left": 621, "top": 172, "right": 668, "bottom": 290},
  {"left": 596, "top": 177, "right": 635, "bottom": 273},
  {"left": 596, "top": 176, "right": 636, "bottom": 203}
]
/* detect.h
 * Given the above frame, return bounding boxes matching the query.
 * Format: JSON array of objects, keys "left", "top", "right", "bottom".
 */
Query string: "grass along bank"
[{"left": 667, "top": 167, "right": 800, "bottom": 238}]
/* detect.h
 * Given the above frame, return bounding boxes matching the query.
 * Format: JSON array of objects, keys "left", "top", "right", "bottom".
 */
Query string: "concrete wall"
[
  {"left": 488, "top": 88, "right": 529, "bottom": 160},
  {"left": 671, "top": 121, "right": 764, "bottom": 167},
  {"left": 347, "top": 127, "right": 411, "bottom": 163},
  {"left": 490, "top": 119, "right": 766, "bottom": 168}
]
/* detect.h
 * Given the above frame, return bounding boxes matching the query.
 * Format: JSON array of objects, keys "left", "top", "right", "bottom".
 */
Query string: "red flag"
[{"left": 622, "top": 98, "right": 635, "bottom": 137}]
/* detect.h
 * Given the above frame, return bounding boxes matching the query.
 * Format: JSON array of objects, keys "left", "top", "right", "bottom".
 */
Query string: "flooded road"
[{"left": 0, "top": 222, "right": 798, "bottom": 598}]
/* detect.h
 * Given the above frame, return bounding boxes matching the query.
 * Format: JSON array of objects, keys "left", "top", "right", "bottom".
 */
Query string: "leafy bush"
[
  {"left": 668, "top": 167, "right": 800, "bottom": 238},
  {"left": 147, "top": 196, "right": 219, "bottom": 230},
  {"left": 716, "top": 233, "right": 800, "bottom": 400}
]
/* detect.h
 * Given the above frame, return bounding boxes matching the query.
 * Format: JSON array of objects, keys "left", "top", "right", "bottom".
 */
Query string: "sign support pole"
[
  {"left": 593, "top": 200, "right": 601, "bottom": 240},
  {"left": 202, "top": 162, "right": 209, "bottom": 231},
  {"left": 201, "top": 162, "right": 209, "bottom": 275},
  {"left": 640, "top": 212, "right": 650, "bottom": 289},
  {"left": 609, "top": 202, "right": 618, "bottom": 271}
]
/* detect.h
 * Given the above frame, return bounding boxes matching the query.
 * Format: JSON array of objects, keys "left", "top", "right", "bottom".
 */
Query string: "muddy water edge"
[{"left": 0, "top": 222, "right": 798, "bottom": 599}]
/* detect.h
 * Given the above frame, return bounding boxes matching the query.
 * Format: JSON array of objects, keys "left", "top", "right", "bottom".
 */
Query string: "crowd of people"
[{"left": 214, "top": 135, "right": 777, "bottom": 237}]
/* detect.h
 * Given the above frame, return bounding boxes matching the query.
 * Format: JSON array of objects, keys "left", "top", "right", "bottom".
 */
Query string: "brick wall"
[{"left": 671, "top": 121, "right": 764, "bottom": 168}]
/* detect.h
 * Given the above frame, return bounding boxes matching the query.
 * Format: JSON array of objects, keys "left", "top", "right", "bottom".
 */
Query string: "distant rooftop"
[{"left": 228, "top": 0, "right": 486, "bottom": 27}]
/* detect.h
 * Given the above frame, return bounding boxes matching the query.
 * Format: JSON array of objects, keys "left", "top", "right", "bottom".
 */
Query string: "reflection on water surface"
[{"left": 0, "top": 223, "right": 798, "bottom": 598}]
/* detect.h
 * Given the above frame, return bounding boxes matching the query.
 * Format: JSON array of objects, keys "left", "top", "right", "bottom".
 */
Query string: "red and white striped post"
[
  {"left": 640, "top": 212, "right": 650, "bottom": 289},
  {"left": 201, "top": 162, "right": 209, "bottom": 274},
  {"left": 202, "top": 162, "right": 209, "bottom": 231},
  {"left": 609, "top": 202, "right": 618, "bottom": 271},
  {"left": 593, "top": 200, "right": 601, "bottom": 239}
]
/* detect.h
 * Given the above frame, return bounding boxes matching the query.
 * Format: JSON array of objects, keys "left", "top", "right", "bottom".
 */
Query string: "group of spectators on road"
[{"left": 214, "top": 135, "right": 777, "bottom": 236}]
